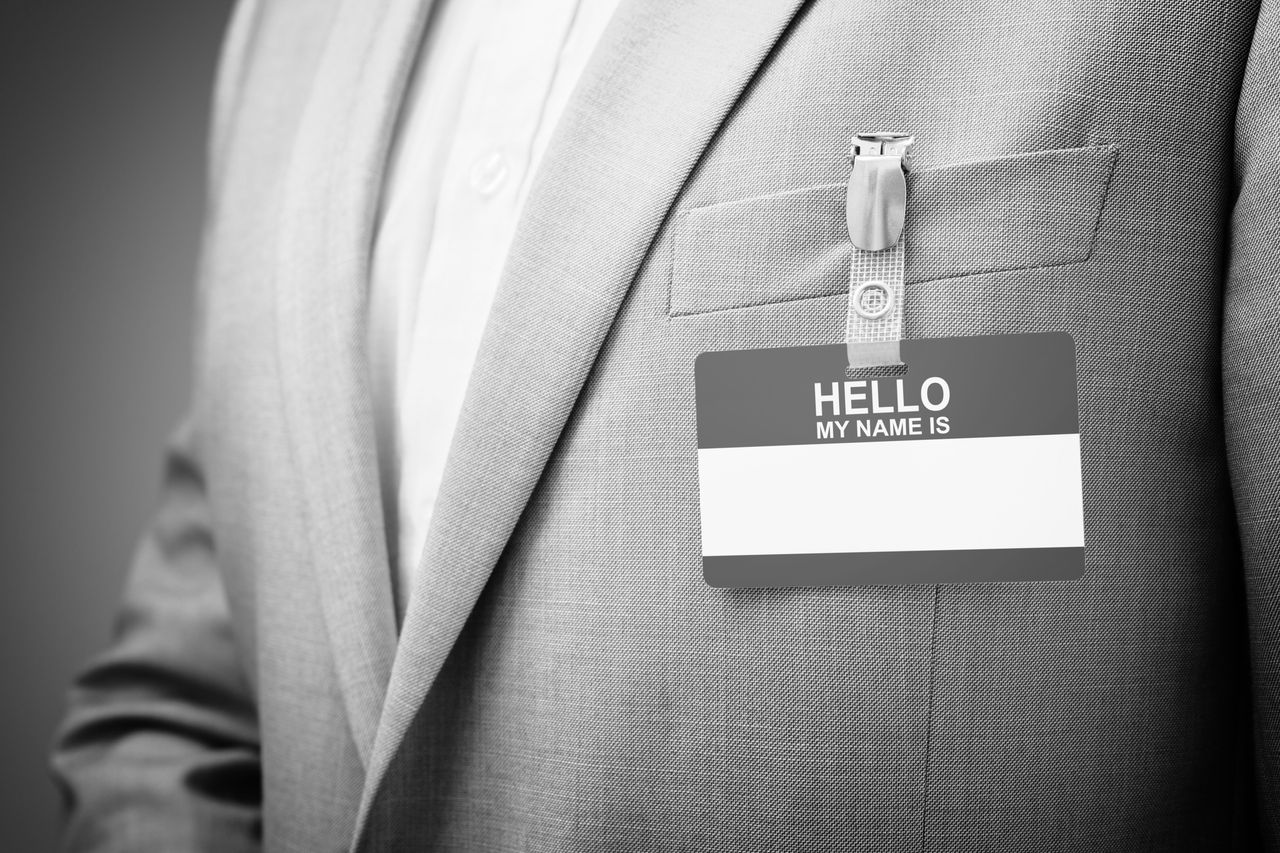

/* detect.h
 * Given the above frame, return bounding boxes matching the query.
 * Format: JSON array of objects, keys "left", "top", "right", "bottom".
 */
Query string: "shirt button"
[{"left": 468, "top": 150, "right": 509, "bottom": 196}]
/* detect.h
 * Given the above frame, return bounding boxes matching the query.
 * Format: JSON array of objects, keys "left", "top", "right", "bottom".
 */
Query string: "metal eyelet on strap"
[{"left": 852, "top": 279, "right": 893, "bottom": 320}]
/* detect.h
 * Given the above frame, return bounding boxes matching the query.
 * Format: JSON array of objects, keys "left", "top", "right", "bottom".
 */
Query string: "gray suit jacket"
[{"left": 52, "top": 0, "right": 1280, "bottom": 848}]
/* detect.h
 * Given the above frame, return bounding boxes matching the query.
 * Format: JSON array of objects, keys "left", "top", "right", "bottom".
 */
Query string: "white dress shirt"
[{"left": 369, "top": 0, "right": 621, "bottom": 618}]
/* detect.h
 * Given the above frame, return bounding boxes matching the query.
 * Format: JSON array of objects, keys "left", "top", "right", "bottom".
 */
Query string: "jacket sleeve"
[
  {"left": 1225, "top": 0, "right": 1280, "bottom": 844},
  {"left": 51, "top": 420, "right": 260, "bottom": 852},
  {"left": 50, "top": 3, "right": 265, "bottom": 850}
]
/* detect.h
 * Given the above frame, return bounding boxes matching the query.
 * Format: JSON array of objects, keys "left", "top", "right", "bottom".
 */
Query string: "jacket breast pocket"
[{"left": 668, "top": 145, "right": 1119, "bottom": 318}]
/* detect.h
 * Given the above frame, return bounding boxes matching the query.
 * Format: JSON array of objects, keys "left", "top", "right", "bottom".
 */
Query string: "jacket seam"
[{"left": 919, "top": 584, "right": 943, "bottom": 853}]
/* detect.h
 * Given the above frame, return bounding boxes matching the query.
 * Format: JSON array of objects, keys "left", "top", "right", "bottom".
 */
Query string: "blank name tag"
[{"left": 694, "top": 332, "right": 1085, "bottom": 588}]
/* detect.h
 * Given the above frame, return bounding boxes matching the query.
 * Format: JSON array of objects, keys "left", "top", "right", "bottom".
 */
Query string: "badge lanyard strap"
[
  {"left": 846, "top": 237, "right": 905, "bottom": 367},
  {"left": 845, "top": 133, "right": 914, "bottom": 369}
]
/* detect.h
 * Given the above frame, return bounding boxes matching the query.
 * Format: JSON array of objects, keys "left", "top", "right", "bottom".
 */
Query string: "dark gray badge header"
[{"left": 695, "top": 332, "right": 1079, "bottom": 450}]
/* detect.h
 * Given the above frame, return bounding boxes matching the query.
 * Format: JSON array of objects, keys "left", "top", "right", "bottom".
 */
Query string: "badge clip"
[
  {"left": 844, "top": 132, "right": 914, "bottom": 369},
  {"left": 846, "top": 133, "right": 914, "bottom": 251}
]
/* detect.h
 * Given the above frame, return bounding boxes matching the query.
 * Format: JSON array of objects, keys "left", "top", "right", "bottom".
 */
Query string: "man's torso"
[{"left": 197, "top": 0, "right": 1262, "bottom": 848}]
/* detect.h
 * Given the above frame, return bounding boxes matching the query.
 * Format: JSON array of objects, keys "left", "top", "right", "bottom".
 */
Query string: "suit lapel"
[
  {"left": 355, "top": 0, "right": 811, "bottom": 838},
  {"left": 273, "top": 0, "right": 434, "bottom": 766}
]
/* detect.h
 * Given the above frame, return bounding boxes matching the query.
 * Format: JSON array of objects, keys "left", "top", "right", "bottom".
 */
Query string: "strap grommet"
[{"left": 852, "top": 279, "right": 893, "bottom": 320}]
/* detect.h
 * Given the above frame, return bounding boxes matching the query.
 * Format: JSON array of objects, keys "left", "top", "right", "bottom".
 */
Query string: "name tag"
[{"left": 694, "top": 332, "right": 1085, "bottom": 588}]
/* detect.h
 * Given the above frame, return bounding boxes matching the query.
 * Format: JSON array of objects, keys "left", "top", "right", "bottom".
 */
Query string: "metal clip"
[{"left": 846, "top": 132, "right": 914, "bottom": 252}]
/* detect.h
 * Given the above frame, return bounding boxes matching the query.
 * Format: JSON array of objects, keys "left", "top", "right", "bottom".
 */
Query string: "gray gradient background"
[{"left": 0, "top": 2, "right": 233, "bottom": 848}]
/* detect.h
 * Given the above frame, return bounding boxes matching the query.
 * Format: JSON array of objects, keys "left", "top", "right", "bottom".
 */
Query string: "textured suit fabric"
[{"left": 51, "top": 0, "right": 1280, "bottom": 850}]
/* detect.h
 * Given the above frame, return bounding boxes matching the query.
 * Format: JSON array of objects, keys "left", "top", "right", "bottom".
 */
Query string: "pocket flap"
[{"left": 670, "top": 145, "right": 1118, "bottom": 317}]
